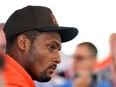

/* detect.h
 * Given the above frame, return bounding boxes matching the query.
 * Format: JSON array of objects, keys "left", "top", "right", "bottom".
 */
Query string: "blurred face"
[
  {"left": 0, "top": 29, "right": 6, "bottom": 51},
  {"left": 24, "top": 32, "right": 61, "bottom": 82},
  {"left": 72, "top": 45, "right": 96, "bottom": 74}
]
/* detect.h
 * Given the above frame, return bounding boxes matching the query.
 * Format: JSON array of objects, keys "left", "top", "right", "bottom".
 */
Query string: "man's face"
[
  {"left": 24, "top": 32, "right": 61, "bottom": 82},
  {"left": 0, "top": 29, "right": 6, "bottom": 51},
  {"left": 72, "top": 45, "right": 96, "bottom": 74}
]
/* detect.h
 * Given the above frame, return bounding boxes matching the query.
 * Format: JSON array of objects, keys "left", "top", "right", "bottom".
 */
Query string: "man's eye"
[{"left": 48, "top": 45, "right": 55, "bottom": 51}]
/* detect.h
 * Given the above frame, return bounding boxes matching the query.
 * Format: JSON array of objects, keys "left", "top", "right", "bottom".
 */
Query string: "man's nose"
[{"left": 52, "top": 53, "right": 61, "bottom": 64}]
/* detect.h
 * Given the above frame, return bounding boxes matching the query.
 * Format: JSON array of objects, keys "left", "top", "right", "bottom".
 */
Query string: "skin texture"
[{"left": 6, "top": 31, "right": 61, "bottom": 82}]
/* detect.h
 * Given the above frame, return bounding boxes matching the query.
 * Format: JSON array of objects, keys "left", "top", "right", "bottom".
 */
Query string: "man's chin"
[
  {"left": 39, "top": 78, "right": 51, "bottom": 82},
  {"left": 37, "top": 74, "right": 51, "bottom": 82}
]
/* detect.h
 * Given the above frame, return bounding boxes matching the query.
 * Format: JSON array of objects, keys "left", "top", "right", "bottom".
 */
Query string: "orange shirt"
[{"left": 0, "top": 52, "right": 36, "bottom": 87}]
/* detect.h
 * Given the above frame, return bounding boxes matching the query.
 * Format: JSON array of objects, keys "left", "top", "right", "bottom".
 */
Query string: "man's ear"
[{"left": 17, "top": 35, "right": 29, "bottom": 51}]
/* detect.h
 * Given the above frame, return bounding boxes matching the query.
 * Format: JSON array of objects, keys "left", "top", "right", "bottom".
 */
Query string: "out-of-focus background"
[
  {"left": 1, "top": 0, "right": 116, "bottom": 86},
  {"left": 0, "top": 0, "right": 116, "bottom": 63}
]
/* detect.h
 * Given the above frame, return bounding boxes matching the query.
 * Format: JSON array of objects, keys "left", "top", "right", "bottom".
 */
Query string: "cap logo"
[{"left": 51, "top": 13, "right": 58, "bottom": 25}]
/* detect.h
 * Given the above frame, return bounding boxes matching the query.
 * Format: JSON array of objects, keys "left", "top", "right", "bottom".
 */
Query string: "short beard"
[
  {"left": 28, "top": 42, "right": 51, "bottom": 82},
  {"left": 39, "top": 69, "right": 51, "bottom": 82}
]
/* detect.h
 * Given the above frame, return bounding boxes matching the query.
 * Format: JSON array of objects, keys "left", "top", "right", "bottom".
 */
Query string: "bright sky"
[{"left": 0, "top": 0, "right": 116, "bottom": 62}]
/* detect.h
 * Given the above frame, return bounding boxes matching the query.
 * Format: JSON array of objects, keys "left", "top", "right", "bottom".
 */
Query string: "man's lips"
[
  {"left": 50, "top": 64, "right": 57, "bottom": 70},
  {"left": 48, "top": 64, "right": 57, "bottom": 74}
]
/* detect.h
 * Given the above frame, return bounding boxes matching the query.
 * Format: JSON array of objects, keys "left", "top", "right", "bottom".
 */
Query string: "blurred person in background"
[
  {"left": 2, "top": 5, "right": 78, "bottom": 87},
  {"left": 0, "top": 23, "right": 6, "bottom": 51},
  {"left": 109, "top": 33, "right": 116, "bottom": 86},
  {"left": 0, "top": 23, "right": 6, "bottom": 87},
  {"left": 72, "top": 42, "right": 97, "bottom": 87},
  {"left": 72, "top": 42, "right": 112, "bottom": 87},
  {"left": 58, "top": 42, "right": 111, "bottom": 87}
]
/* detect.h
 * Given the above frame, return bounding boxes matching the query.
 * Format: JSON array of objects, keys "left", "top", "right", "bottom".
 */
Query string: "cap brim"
[{"left": 37, "top": 26, "right": 78, "bottom": 43}]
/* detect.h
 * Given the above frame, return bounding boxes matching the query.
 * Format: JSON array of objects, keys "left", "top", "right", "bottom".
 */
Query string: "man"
[
  {"left": 72, "top": 42, "right": 112, "bottom": 87},
  {"left": 0, "top": 23, "right": 6, "bottom": 51},
  {"left": 2, "top": 6, "right": 78, "bottom": 87},
  {"left": 72, "top": 42, "right": 97, "bottom": 74},
  {"left": 0, "top": 23, "right": 6, "bottom": 87},
  {"left": 72, "top": 42, "right": 97, "bottom": 87}
]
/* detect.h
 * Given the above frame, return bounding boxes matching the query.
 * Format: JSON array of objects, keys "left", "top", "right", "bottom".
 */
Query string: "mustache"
[{"left": 49, "top": 64, "right": 57, "bottom": 70}]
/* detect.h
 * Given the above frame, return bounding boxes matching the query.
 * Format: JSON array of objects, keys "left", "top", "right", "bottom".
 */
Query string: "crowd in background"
[
  {"left": 0, "top": 4, "right": 116, "bottom": 86},
  {"left": 1, "top": 22, "right": 116, "bottom": 87}
]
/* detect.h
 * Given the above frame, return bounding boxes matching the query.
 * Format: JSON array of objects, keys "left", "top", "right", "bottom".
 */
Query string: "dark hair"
[
  {"left": 6, "top": 30, "right": 42, "bottom": 50},
  {"left": 78, "top": 42, "right": 98, "bottom": 56}
]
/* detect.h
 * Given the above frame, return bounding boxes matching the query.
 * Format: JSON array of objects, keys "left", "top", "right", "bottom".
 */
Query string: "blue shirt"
[{"left": 55, "top": 79, "right": 112, "bottom": 87}]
